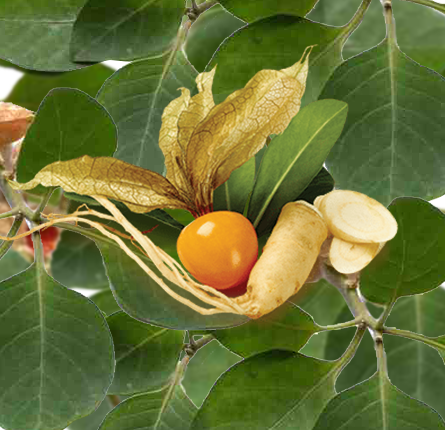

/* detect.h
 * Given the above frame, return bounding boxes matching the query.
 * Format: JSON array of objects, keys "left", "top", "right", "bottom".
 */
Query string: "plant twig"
[
  {"left": 0, "top": 214, "right": 23, "bottom": 260},
  {"left": 334, "top": 323, "right": 367, "bottom": 372},
  {"left": 382, "top": 0, "right": 398, "bottom": 45},
  {"left": 31, "top": 187, "right": 55, "bottom": 222},
  {"left": 342, "top": 0, "right": 373, "bottom": 41},
  {"left": 0, "top": 175, "right": 34, "bottom": 220},
  {"left": 401, "top": 0, "right": 445, "bottom": 14},
  {"left": 375, "top": 299, "right": 396, "bottom": 330},
  {"left": 383, "top": 327, "right": 445, "bottom": 354},
  {"left": 375, "top": 335, "right": 389, "bottom": 377},
  {"left": 318, "top": 317, "right": 363, "bottom": 332},
  {"left": 0, "top": 207, "right": 20, "bottom": 220}
]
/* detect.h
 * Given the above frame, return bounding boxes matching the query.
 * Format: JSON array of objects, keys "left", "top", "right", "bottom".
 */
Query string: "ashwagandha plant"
[{"left": 0, "top": 0, "right": 445, "bottom": 429}]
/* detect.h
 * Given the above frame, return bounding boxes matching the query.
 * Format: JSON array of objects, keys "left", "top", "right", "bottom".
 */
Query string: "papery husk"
[
  {"left": 0, "top": 102, "right": 34, "bottom": 148},
  {"left": 0, "top": 197, "right": 328, "bottom": 319},
  {"left": 9, "top": 155, "right": 191, "bottom": 213}
]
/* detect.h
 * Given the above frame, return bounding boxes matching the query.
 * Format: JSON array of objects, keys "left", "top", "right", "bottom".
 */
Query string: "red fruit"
[{"left": 24, "top": 226, "right": 60, "bottom": 256}]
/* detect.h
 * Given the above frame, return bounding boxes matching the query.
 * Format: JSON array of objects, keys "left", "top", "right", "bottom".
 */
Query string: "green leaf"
[
  {"left": 213, "top": 157, "right": 255, "bottom": 213},
  {"left": 99, "top": 385, "right": 197, "bottom": 430},
  {"left": 192, "top": 350, "right": 339, "bottom": 430},
  {"left": 213, "top": 302, "right": 319, "bottom": 357},
  {"left": 51, "top": 230, "right": 109, "bottom": 290},
  {"left": 248, "top": 99, "right": 348, "bottom": 236},
  {"left": 5, "top": 64, "right": 114, "bottom": 112},
  {"left": 219, "top": 0, "right": 320, "bottom": 22},
  {"left": 320, "top": 40, "right": 445, "bottom": 205},
  {"left": 97, "top": 51, "right": 198, "bottom": 174},
  {"left": 0, "top": 0, "right": 90, "bottom": 71},
  {"left": 71, "top": 0, "right": 185, "bottom": 62},
  {"left": 361, "top": 198, "right": 445, "bottom": 304},
  {"left": 383, "top": 287, "right": 445, "bottom": 419},
  {"left": 308, "top": 0, "right": 445, "bottom": 73},
  {"left": 292, "top": 279, "right": 350, "bottom": 359},
  {"left": 182, "top": 339, "right": 242, "bottom": 407},
  {"left": 294, "top": 167, "right": 334, "bottom": 206},
  {"left": 184, "top": 4, "right": 246, "bottom": 73},
  {"left": 90, "top": 290, "right": 121, "bottom": 316},
  {"left": 16, "top": 88, "right": 117, "bottom": 192},
  {"left": 207, "top": 15, "right": 347, "bottom": 106},
  {"left": 0, "top": 264, "right": 114, "bottom": 430},
  {"left": 69, "top": 399, "right": 112, "bottom": 430},
  {"left": 313, "top": 372, "right": 445, "bottom": 429},
  {"left": 107, "top": 311, "right": 184, "bottom": 395},
  {"left": 74, "top": 225, "right": 249, "bottom": 329},
  {"left": 0, "top": 249, "right": 30, "bottom": 282}
]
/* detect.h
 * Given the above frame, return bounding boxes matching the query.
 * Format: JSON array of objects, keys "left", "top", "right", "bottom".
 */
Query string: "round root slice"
[
  {"left": 329, "top": 236, "right": 381, "bottom": 274},
  {"left": 234, "top": 200, "right": 328, "bottom": 319},
  {"left": 313, "top": 194, "right": 325, "bottom": 210},
  {"left": 318, "top": 190, "right": 398, "bottom": 243}
]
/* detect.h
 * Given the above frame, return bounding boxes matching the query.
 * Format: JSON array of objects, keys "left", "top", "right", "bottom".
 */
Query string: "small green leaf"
[
  {"left": 207, "top": 15, "right": 347, "bottom": 106},
  {"left": 90, "top": 290, "right": 121, "bottom": 316},
  {"left": 51, "top": 230, "right": 109, "bottom": 290},
  {"left": 99, "top": 385, "right": 197, "bottom": 430},
  {"left": 0, "top": 264, "right": 114, "bottom": 430},
  {"left": 182, "top": 339, "right": 242, "bottom": 407},
  {"left": 97, "top": 51, "right": 197, "bottom": 174},
  {"left": 192, "top": 350, "right": 339, "bottom": 430},
  {"left": 320, "top": 41, "right": 445, "bottom": 205},
  {"left": 361, "top": 198, "right": 445, "bottom": 304},
  {"left": 219, "top": 0, "right": 320, "bottom": 22},
  {"left": 107, "top": 311, "right": 184, "bottom": 395},
  {"left": 16, "top": 88, "right": 117, "bottom": 192},
  {"left": 292, "top": 279, "right": 350, "bottom": 359},
  {"left": 5, "top": 64, "right": 114, "bottom": 112},
  {"left": 313, "top": 372, "right": 445, "bottom": 429},
  {"left": 0, "top": 0, "right": 90, "bottom": 71},
  {"left": 184, "top": 4, "right": 246, "bottom": 73},
  {"left": 70, "top": 0, "right": 185, "bottom": 62},
  {"left": 0, "top": 249, "right": 29, "bottom": 282},
  {"left": 213, "top": 157, "right": 255, "bottom": 213},
  {"left": 248, "top": 99, "right": 348, "bottom": 236},
  {"left": 213, "top": 302, "right": 319, "bottom": 357}
]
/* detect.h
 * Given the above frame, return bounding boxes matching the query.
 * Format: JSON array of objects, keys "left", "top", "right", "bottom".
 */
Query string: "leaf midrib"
[{"left": 253, "top": 104, "right": 347, "bottom": 228}]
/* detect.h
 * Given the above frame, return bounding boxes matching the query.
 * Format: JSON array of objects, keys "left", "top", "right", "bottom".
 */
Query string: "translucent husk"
[{"left": 0, "top": 197, "right": 328, "bottom": 319}]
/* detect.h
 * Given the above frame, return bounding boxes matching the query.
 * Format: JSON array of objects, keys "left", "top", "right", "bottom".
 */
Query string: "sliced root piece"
[
  {"left": 235, "top": 200, "right": 328, "bottom": 319},
  {"left": 313, "top": 194, "right": 325, "bottom": 210},
  {"left": 329, "top": 236, "right": 381, "bottom": 274},
  {"left": 318, "top": 190, "right": 398, "bottom": 243}
]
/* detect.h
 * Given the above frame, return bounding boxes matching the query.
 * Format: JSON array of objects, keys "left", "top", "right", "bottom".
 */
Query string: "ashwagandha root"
[{"left": 0, "top": 197, "right": 328, "bottom": 318}]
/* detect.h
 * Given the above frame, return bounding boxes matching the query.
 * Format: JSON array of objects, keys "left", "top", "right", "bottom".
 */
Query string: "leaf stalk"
[{"left": 401, "top": 0, "right": 445, "bottom": 14}]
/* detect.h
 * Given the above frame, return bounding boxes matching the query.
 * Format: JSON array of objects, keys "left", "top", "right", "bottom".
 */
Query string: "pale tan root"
[
  {"left": 313, "top": 195, "right": 325, "bottom": 210},
  {"left": 235, "top": 200, "right": 328, "bottom": 319},
  {"left": 318, "top": 190, "right": 398, "bottom": 243},
  {"left": 329, "top": 236, "right": 381, "bottom": 274}
]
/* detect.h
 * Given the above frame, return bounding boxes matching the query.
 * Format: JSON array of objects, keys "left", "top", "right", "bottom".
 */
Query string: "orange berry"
[{"left": 177, "top": 211, "right": 258, "bottom": 290}]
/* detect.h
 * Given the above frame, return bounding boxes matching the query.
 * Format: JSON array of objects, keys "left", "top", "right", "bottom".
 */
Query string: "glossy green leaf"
[
  {"left": 107, "top": 311, "right": 184, "bottom": 395},
  {"left": 0, "top": 0, "right": 89, "bottom": 71},
  {"left": 248, "top": 99, "right": 348, "bottom": 236},
  {"left": 213, "top": 302, "right": 319, "bottom": 357},
  {"left": 292, "top": 279, "right": 350, "bottom": 359},
  {"left": 182, "top": 339, "right": 242, "bottom": 407},
  {"left": 320, "top": 41, "right": 445, "bottom": 205},
  {"left": 184, "top": 4, "right": 245, "bottom": 73},
  {"left": 51, "top": 230, "right": 109, "bottom": 290},
  {"left": 313, "top": 372, "right": 445, "bottom": 429},
  {"left": 293, "top": 167, "right": 334, "bottom": 206},
  {"left": 383, "top": 287, "right": 445, "bottom": 419},
  {"left": 213, "top": 157, "right": 255, "bottom": 213},
  {"left": 99, "top": 385, "right": 197, "bottom": 430},
  {"left": 72, "top": 225, "right": 249, "bottom": 329},
  {"left": 0, "top": 249, "right": 29, "bottom": 282},
  {"left": 207, "top": 15, "right": 348, "bottom": 106},
  {"left": 71, "top": 0, "right": 184, "bottom": 62},
  {"left": 308, "top": 0, "right": 445, "bottom": 73},
  {"left": 5, "top": 64, "right": 114, "bottom": 112},
  {"left": 163, "top": 209, "right": 195, "bottom": 227},
  {"left": 16, "top": 88, "right": 117, "bottom": 192},
  {"left": 193, "top": 350, "right": 340, "bottom": 430},
  {"left": 219, "top": 0, "right": 319, "bottom": 22},
  {"left": 90, "top": 290, "right": 121, "bottom": 316},
  {"left": 97, "top": 52, "right": 197, "bottom": 174},
  {"left": 361, "top": 198, "right": 445, "bottom": 304},
  {"left": 0, "top": 264, "right": 114, "bottom": 430}
]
